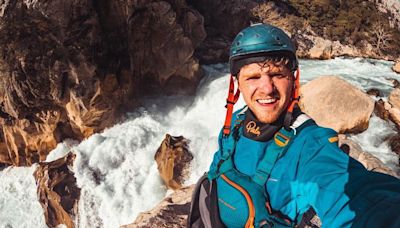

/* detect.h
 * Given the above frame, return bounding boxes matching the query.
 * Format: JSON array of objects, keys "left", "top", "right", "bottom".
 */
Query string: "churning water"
[{"left": 1, "top": 57, "right": 399, "bottom": 228}]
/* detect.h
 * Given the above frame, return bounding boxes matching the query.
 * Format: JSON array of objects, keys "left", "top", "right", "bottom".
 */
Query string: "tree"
[{"left": 371, "top": 20, "right": 393, "bottom": 53}]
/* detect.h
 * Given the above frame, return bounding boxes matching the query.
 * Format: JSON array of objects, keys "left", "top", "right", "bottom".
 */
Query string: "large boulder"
[
  {"left": 0, "top": 0, "right": 205, "bottom": 166},
  {"left": 155, "top": 134, "right": 193, "bottom": 190},
  {"left": 299, "top": 76, "right": 375, "bottom": 133},
  {"left": 34, "top": 152, "right": 80, "bottom": 228}
]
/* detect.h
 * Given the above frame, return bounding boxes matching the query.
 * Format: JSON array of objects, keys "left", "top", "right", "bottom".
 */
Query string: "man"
[{"left": 188, "top": 23, "right": 400, "bottom": 228}]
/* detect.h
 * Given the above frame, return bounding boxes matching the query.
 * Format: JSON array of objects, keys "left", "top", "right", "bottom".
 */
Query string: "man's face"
[{"left": 238, "top": 61, "right": 294, "bottom": 123}]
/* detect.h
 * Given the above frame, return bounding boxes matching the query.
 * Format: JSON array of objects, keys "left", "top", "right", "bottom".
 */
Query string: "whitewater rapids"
[{"left": 1, "top": 57, "right": 399, "bottom": 228}]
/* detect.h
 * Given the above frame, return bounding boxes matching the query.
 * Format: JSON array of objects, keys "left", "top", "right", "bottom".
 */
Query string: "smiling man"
[{"left": 188, "top": 23, "right": 400, "bottom": 228}]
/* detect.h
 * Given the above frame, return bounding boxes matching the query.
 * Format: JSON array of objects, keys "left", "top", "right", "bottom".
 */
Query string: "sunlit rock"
[
  {"left": 34, "top": 152, "right": 80, "bottom": 228},
  {"left": 338, "top": 135, "right": 398, "bottom": 177},
  {"left": 121, "top": 185, "right": 193, "bottom": 228},
  {"left": 392, "top": 58, "right": 400, "bottom": 74},
  {"left": 389, "top": 88, "right": 400, "bottom": 109},
  {"left": 155, "top": 134, "right": 193, "bottom": 190},
  {"left": 387, "top": 88, "right": 400, "bottom": 127},
  {"left": 299, "top": 76, "right": 374, "bottom": 133}
]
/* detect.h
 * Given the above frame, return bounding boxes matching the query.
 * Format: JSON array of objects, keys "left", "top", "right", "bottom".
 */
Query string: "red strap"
[
  {"left": 223, "top": 75, "right": 240, "bottom": 136},
  {"left": 287, "top": 68, "right": 300, "bottom": 113}
]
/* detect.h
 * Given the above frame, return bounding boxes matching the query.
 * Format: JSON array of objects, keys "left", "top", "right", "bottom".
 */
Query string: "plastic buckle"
[{"left": 274, "top": 132, "right": 289, "bottom": 147}]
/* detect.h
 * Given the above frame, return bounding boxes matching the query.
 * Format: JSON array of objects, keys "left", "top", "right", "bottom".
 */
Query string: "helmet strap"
[
  {"left": 284, "top": 68, "right": 301, "bottom": 130},
  {"left": 223, "top": 75, "right": 240, "bottom": 136}
]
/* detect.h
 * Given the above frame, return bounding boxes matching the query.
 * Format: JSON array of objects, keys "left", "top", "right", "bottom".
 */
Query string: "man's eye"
[
  {"left": 246, "top": 76, "right": 259, "bottom": 80},
  {"left": 272, "top": 74, "right": 286, "bottom": 79}
]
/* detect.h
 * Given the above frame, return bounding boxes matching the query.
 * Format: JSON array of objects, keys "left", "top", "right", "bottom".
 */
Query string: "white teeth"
[{"left": 257, "top": 98, "right": 276, "bottom": 104}]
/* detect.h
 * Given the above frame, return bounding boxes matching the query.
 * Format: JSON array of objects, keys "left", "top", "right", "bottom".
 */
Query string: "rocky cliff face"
[{"left": 0, "top": 0, "right": 205, "bottom": 166}]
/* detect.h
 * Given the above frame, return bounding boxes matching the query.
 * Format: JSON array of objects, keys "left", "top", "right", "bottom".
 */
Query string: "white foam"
[
  {"left": 1, "top": 57, "right": 399, "bottom": 227},
  {"left": 0, "top": 165, "right": 47, "bottom": 228}
]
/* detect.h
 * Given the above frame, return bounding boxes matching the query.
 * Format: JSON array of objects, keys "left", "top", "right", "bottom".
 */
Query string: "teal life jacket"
[{"left": 207, "top": 106, "right": 317, "bottom": 228}]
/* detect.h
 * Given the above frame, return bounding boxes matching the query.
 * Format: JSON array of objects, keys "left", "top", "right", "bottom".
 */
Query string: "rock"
[
  {"left": 34, "top": 152, "right": 80, "bottom": 228},
  {"left": 367, "top": 88, "right": 381, "bottom": 97},
  {"left": 155, "top": 134, "right": 193, "bottom": 190},
  {"left": 0, "top": 0, "right": 205, "bottom": 166},
  {"left": 388, "top": 134, "right": 400, "bottom": 158},
  {"left": 387, "top": 88, "right": 400, "bottom": 128},
  {"left": 374, "top": 99, "right": 390, "bottom": 121},
  {"left": 393, "top": 59, "right": 400, "bottom": 73},
  {"left": 385, "top": 78, "right": 400, "bottom": 88},
  {"left": 389, "top": 88, "right": 400, "bottom": 109},
  {"left": 299, "top": 76, "right": 375, "bottom": 134},
  {"left": 122, "top": 185, "right": 194, "bottom": 228},
  {"left": 338, "top": 135, "right": 398, "bottom": 177},
  {"left": 187, "top": 0, "right": 258, "bottom": 63},
  {"left": 294, "top": 33, "right": 374, "bottom": 60},
  {"left": 388, "top": 107, "right": 400, "bottom": 128}
]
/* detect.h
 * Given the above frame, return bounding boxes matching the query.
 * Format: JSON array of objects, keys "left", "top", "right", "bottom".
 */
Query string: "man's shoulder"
[{"left": 295, "top": 119, "right": 338, "bottom": 146}]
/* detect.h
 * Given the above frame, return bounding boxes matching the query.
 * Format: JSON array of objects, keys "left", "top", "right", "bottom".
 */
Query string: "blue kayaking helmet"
[{"left": 229, "top": 23, "right": 298, "bottom": 76}]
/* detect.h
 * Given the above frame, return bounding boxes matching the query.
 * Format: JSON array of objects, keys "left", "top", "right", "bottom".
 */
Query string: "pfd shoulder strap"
[{"left": 252, "top": 114, "right": 315, "bottom": 187}]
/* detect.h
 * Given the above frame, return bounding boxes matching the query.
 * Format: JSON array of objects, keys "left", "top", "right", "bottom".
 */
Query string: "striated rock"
[
  {"left": 128, "top": 0, "right": 206, "bottom": 94},
  {"left": 122, "top": 185, "right": 193, "bottom": 228},
  {"left": 187, "top": 0, "right": 258, "bottom": 63},
  {"left": 393, "top": 59, "right": 400, "bottom": 74},
  {"left": 155, "top": 134, "right": 193, "bottom": 190},
  {"left": 34, "top": 152, "right": 80, "bottom": 228},
  {"left": 299, "top": 76, "right": 374, "bottom": 134},
  {"left": 338, "top": 135, "right": 398, "bottom": 177},
  {"left": 0, "top": 0, "right": 205, "bottom": 165}
]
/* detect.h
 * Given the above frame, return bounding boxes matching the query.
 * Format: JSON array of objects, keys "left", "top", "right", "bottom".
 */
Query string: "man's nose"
[{"left": 257, "top": 74, "right": 275, "bottom": 94}]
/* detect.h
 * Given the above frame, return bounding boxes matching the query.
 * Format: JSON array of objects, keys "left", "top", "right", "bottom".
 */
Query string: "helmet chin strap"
[
  {"left": 223, "top": 75, "right": 240, "bottom": 136},
  {"left": 288, "top": 68, "right": 300, "bottom": 113},
  {"left": 284, "top": 68, "right": 301, "bottom": 130}
]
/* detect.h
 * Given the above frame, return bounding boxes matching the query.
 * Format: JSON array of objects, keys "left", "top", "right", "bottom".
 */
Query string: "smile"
[{"left": 256, "top": 98, "right": 278, "bottom": 105}]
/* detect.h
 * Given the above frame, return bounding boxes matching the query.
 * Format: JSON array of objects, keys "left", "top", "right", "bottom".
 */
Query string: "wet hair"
[{"left": 237, "top": 56, "right": 293, "bottom": 78}]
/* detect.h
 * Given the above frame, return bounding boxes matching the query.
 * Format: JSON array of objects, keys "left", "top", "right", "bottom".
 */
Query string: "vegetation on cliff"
[{"left": 285, "top": 0, "right": 400, "bottom": 56}]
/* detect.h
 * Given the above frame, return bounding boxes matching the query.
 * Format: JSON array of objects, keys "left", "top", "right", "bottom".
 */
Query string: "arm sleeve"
[{"left": 298, "top": 129, "right": 400, "bottom": 228}]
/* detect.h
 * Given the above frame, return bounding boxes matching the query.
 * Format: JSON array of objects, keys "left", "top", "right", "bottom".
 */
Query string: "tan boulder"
[
  {"left": 122, "top": 185, "right": 193, "bottom": 228},
  {"left": 389, "top": 88, "right": 400, "bottom": 109},
  {"left": 155, "top": 134, "right": 193, "bottom": 190},
  {"left": 308, "top": 37, "right": 333, "bottom": 59},
  {"left": 339, "top": 135, "right": 398, "bottom": 177},
  {"left": 299, "top": 76, "right": 374, "bottom": 133},
  {"left": 392, "top": 59, "right": 400, "bottom": 73},
  {"left": 34, "top": 152, "right": 80, "bottom": 228},
  {"left": 386, "top": 88, "right": 400, "bottom": 127}
]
